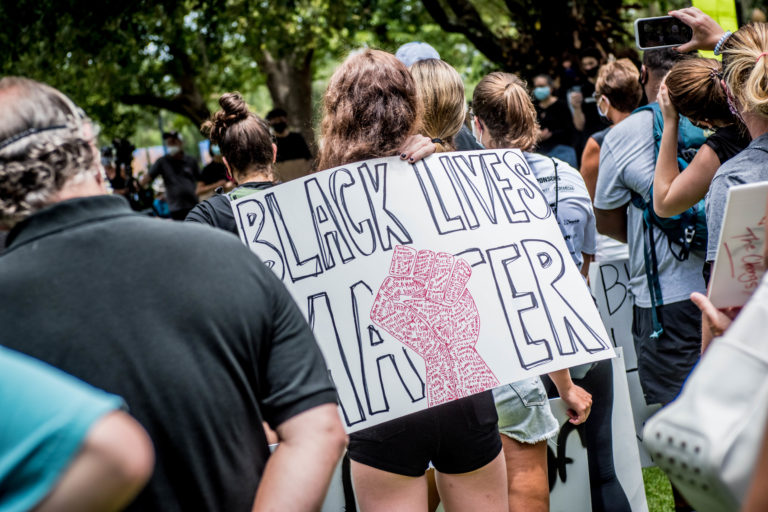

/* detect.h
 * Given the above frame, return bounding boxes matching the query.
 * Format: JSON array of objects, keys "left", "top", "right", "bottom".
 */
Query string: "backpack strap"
[{"left": 629, "top": 189, "right": 665, "bottom": 338}]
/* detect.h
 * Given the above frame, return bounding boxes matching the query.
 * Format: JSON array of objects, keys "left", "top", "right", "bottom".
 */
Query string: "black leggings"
[{"left": 543, "top": 360, "right": 631, "bottom": 512}]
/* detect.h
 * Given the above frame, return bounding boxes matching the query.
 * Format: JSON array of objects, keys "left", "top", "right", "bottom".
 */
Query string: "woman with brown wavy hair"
[{"left": 319, "top": 49, "right": 507, "bottom": 512}]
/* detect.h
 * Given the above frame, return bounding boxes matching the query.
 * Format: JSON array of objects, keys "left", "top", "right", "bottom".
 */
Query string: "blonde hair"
[
  {"left": 471, "top": 72, "right": 538, "bottom": 151},
  {"left": 723, "top": 23, "right": 768, "bottom": 117},
  {"left": 409, "top": 59, "right": 465, "bottom": 152},
  {"left": 595, "top": 58, "right": 642, "bottom": 113}
]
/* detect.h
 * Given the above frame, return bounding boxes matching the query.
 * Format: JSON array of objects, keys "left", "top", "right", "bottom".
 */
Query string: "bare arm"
[
  {"left": 580, "top": 137, "right": 601, "bottom": 202},
  {"left": 34, "top": 411, "right": 154, "bottom": 512},
  {"left": 251, "top": 404, "right": 347, "bottom": 512},
  {"left": 653, "top": 84, "right": 720, "bottom": 217},
  {"left": 196, "top": 179, "right": 228, "bottom": 197},
  {"left": 595, "top": 205, "right": 628, "bottom": 243},
  {"left": 570, "top": 92, "right": 585, "bottom": 132},
  {"left": 548, "top": 369, "right": 592, "bottom": 424},
  {"left": 580, "top": 253, "right": 592, "bottom": 278}
]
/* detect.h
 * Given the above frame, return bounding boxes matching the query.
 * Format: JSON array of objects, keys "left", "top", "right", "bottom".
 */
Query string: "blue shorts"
[{"left": 493, "top": 377, "right": 559, "bottom": 444}]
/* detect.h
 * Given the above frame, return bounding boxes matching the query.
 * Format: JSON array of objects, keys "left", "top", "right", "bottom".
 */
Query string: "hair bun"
[
  {"left": 201, "top": 92, "right": 250, "bottom": 143},
  {"left": 219, "top": 92, "right": 250, "bottom": 122}
]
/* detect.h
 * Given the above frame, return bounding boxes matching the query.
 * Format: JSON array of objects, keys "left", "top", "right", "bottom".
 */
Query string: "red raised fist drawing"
[{"left": 370, "top": 245, "right": 499, "bottom": 406}]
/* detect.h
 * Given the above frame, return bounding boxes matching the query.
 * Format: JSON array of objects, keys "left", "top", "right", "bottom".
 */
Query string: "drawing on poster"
[
  {"left": 371, "top": 245, "right": 498, "bottom": 406},
  {"left": 232, "top": 149, "right": 614, "bottom": 432},
  {"left": 710, "top": 182, "right": 768, "bottom": 308}
]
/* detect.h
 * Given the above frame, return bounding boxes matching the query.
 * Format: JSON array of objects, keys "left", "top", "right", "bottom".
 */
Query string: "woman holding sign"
[
  {"left": 472, "top": 72, "right": 595, "bottom": 512},
  {"left": 319, "top": 49, "right": 508, "bottom": 512}
]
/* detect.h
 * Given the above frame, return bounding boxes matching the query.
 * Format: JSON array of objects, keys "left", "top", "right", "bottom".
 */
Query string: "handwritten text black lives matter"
[{"left": 233, "top": 150, "right": 610, "bottom": 428}]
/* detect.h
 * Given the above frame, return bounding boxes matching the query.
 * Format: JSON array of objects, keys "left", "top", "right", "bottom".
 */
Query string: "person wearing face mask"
[
  {"left": 265, "top": 108, "right": 312, "bottom": 181},
  {"left": 533, "top": 74, "right": 577, "bottom": 167},
  {"left": 569, "top": 48, "right": 605, "bottom": 159},
  {"left": 140, "top": 131, "right": 202, "bottom": 220},
  {"left": 197, "top": 142, "right": 233, "bottom": 201}
]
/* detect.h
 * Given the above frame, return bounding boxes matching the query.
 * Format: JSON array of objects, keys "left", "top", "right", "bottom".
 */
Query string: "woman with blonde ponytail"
[
  {"left": 704, "top": 23, "right": 768, "bottom": 264},
  {"left": 409, "top": 59, "right": 466, "bottom": 152},
  {"left": 472, "top": 72, "right": 596, "bottom": 512}
]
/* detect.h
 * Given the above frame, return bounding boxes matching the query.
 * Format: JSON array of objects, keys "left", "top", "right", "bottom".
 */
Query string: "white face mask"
[
  {"left": 472, "top": 117, "right": 483, "bottom": 145},
  {"left": 597, "top": 96, "right": 609, "bottom": 119},
  {"left": 167, "top": 144, "right": 181, "bottom": 156}
]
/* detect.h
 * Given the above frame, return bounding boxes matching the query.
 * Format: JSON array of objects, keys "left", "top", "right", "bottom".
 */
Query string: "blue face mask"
[
  {"left": 210, "top": 144, "right": 221, "bottom": 156},
  {"left": 533, "top": 86, "right": 551, "bottom": 101}
]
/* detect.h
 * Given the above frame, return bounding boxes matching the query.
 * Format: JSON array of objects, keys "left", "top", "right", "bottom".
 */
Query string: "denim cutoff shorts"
[{"left": 492, "top": 376, "right": 559, "bottom": 444}]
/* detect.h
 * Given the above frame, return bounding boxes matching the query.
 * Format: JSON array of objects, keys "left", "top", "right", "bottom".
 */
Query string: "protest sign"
[
  {"left": 233, "top": 149, "right": 614, "bottom": 432},
  {"left": 590, "top": 260, "right": 659, "bottom": 468},
  {"left": 709, "top": 182, "right": 768, "bottom": 308},
  {"left": 549, "top": 349, "right": 648, "bottom": 512}
]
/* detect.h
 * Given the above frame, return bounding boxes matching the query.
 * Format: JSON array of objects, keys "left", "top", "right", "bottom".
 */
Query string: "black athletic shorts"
[
  {"left": 632, "top": 301, "right": 701, "bottom": 406},
  {"left": 347, "top": 390, "right": 501, "bottom": 477}
]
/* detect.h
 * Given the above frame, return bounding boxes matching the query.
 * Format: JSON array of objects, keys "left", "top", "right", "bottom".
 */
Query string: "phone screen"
[{"left": 635, "top": 16, "right": 693, "bottom": 49}]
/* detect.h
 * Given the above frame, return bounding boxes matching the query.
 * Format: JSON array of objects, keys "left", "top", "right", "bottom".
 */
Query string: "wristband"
[{"left": 714, "top": 31, "right": 732, "bottom": 56}]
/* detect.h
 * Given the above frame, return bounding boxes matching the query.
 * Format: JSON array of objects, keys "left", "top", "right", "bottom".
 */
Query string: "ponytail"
[{"left": 473, "top": 72, "right": 538, "bottom": 151}]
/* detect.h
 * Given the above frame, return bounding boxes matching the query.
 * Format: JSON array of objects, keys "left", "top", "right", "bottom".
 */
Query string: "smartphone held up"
[{"left": 635, "top": 16, "right": 693, "bottom": 50}]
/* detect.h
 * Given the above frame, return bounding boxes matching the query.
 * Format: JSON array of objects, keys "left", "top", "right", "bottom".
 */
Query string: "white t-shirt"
[{"left": 524, "top": 152, "right": 596, "bottom": 270}]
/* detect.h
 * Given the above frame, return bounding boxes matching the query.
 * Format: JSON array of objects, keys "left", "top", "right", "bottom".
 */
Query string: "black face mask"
[
  {"left": 271, "top": 122, "right": 287, "bottom": 133},
  {"left": 584, "top": 67, "right": 599, "bottom": 78}
]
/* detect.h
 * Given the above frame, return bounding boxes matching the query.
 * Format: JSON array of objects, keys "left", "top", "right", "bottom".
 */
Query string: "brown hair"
[
  {"left": 665, "top": 58, "right": 731, "bottom": 126},
  {"left": 723, "top": 23, "right": 768, "bottom": 118},
  {"left": 0, "top": 77, "right": 98, "bottom": 228},
  {"left": 200, "top": 92, "right": 273, "bottom": 180},
  {"left": 471, "top": 72, "right": 538, "bottom": 151},
  {"left": 317, "top": 49, "right": 420, "bottom": 171},
  {"left": 410, "top": 59, "right": 465, "bottom": 152},
  {"left": 595, "top": 58, "right": 642, "bottom": 113}
]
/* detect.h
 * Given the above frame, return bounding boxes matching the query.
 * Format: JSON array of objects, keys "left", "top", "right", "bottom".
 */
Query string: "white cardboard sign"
[
  {"left": 709, "top": 182, "right": 768, "bottom": 308},
  {"left": 232, "top": 149, "right": 614, "bottom": 432}
]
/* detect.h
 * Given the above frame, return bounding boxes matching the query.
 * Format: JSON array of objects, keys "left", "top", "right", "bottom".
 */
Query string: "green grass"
[{"left": 644, "top": 466, "right": 675, "bottom": 512}]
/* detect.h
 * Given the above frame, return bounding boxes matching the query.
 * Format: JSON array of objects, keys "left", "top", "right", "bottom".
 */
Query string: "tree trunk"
[{"left": 261, "top": 49, "right": 317, "bottom": 156}]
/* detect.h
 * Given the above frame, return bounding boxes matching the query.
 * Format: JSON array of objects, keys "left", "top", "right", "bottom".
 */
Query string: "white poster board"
[
  {"left": 589, "top": 259, "right": 659, "bottom": 468},
  {"left": 233, "top": 149, "right": 614, "bottom": 432},
  {"left": 549, "top": 349, "right": 648, "bottom": 512},
  {"left": 709, "top": 182, "right": 768, "bottom": 308}
]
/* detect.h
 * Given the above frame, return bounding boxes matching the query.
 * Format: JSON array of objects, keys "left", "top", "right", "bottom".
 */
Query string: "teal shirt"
[{"left": 0, "top": 346, "right": 123, "bottom": 512}]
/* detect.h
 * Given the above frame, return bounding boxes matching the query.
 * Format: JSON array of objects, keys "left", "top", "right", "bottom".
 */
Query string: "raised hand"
[{"left": 370, "top": 245, "right": 499, "bottom": 406}]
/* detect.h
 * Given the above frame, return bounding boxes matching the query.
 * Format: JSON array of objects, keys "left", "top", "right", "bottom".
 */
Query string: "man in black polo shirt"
[
  {"left": 140, "top": 131, "right": 201, "bottom": 220},
  {"left": 0, "top": 77, "right": 346, "bottom": 511}
]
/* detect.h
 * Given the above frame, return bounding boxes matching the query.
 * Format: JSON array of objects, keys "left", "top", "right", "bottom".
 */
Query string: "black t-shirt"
[
  {"left": 704, "top": 123, "right": 751, "bottom": 165},
  {"left": 454, "top": 124, "right": 484, "bottom": 151},
  {"left": 275, "top": 132, "right": 312, "bottom": 162},
  {"left": 578, "top": 80, "right": 603, "bottom": 138},
  {"left": 535, "top": 99, "right": 575, "bottom": 153},
  {"left": 0, "top": 195, "right": 337, "bottom": 512},
  {"left": 199, "top": 160, "right": 228, "bottom": 184},
  {"left": 186, "top": 182, "right": 274, "bottom": 235},
  {"left": 148, "top": 154, "right": 201, "bottom": 213}
]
